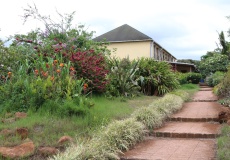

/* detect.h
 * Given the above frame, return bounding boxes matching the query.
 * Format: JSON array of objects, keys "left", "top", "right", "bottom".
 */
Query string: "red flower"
[
  {"left": 7, "top": 72, "right": 12, "bottom": 78},
  {"left": 46, "top": 63, "right": 50, "bottom": 68},
  {"left": 50, "top": 76, "right": 55, "bottom": 81},
  {"left": 34, "top": 69, "right": 39, "bottom": 75},
  {"left": 56, "top": 69, "right": 61, "bottom": 73},
  {"left": 53, "top": 60, "right": 58, "bottom": 65},
  {"left": 69, "top": 66, "right": 75, "bottom": 71}
]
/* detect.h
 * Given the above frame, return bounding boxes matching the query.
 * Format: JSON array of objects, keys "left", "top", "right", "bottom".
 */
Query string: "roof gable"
[{"left": 93, "top": 24, "right": 152, "bottom": 42}]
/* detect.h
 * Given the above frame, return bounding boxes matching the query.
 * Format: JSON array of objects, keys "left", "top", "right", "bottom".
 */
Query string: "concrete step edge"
[
  {"left": 192, "top": 100, "right": 218, "bottom": 102},
  {"left": 151, "top": 132, "right": 220, "bottom": 138},
  {"left": 168, "top": 117, "right": 219, "bottom": 122}
]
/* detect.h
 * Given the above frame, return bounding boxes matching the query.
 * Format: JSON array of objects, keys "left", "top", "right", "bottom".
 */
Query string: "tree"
[
  {"left": 218, "top": 31, "right": 230, "bottom": 59},
  {"left": 198, "top": 53, "right": 229, "bottom": 77}
]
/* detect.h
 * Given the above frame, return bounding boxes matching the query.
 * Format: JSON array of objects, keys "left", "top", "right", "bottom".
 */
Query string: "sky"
[{"left": 0, "top": 0, "right": 230, "bottom": 60}]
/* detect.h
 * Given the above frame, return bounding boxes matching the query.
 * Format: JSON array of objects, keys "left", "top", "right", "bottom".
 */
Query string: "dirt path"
[{"left": 121, "top": 87, "right": 224, "bottom": 160}]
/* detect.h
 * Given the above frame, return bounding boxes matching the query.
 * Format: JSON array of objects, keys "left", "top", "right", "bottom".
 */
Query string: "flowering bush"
[
  {"left": 70, "top": 50, "right": 109, "bottom": 93},
  {"left": 198, "top": 53, "right": 229, "bottom": 77},
  {"left": 0, "top": 5, "right": 110, "bottom": 113}
]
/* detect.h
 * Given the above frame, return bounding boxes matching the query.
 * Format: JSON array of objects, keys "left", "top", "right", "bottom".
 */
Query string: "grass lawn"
[
  {"left": 217, "top": 124, "right": 230, "bottom": 160},
  {"left": 0, "top": 84, "right": 198, "bottom": 159},
  {"left": 0, "top": 95, "right": 156, "bottom": 147}
]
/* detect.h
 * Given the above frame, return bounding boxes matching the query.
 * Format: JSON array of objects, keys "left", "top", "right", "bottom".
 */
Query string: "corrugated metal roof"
[{"left": 93, "top": 24, "right": 152, "bottom": 42}]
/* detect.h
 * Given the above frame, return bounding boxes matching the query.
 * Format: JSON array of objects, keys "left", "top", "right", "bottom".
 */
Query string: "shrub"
[
  {"left": 217, "top": 125, "right": 230, "bottom": 160},
  {"left": 133, "top": 93, "right": 184, "bottom": 132},
  {"left": 149, "top": 94, "right": 184, "bottom": 117},
  {"left": 198, "top": 53, "right": 229, "bottom": 77},
  {"left": 10, "top": 4, "right": 110, "bottom": 94},
  {"left": 216, "top": 67, "right": 230, "bottom": 97},
  {"left": 206, "top": 71, "right": 225, "bottom": 87},
  {"left": 70, "top": 50, "right": 109, "bottom": 93},
  {"left": 0, "top": 56, "right": 91, "bottom": 114},
  {"left": 132, "top": 107, "right": 164, "bottom": 130},
  {"left": 51, "top": 118, "right": 145, "bottom": 160},
  {"left": 186, "top": 72, "right": 202, "bottom": 84},
  {"left": 176, "top": 72, "right": 202, "bottom": 85},
  {"left": 49, "top": 143, "right": 84, "bottom": 160},
  {"left": 176, "top": 72, "right": 188, "bottom": 84},
  {"left": 106, "top": 57, "right": 141, "bottom": 97},
  {"left": 170, "top": 90, "right": 190, "bottom": 101},
  {"left": 50, "top": 89, "right": 191, "bottom": 160},
  {"left": 218, "top": 98, "right": 230, "bottom": 107},
  {"left": 138, "top": 58, "right": 179, "bottom": 96}
]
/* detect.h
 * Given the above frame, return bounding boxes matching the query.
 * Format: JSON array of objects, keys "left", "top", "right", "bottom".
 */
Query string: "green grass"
[
  {"left": 0, "top": 95, "right": 154, "bottom": 148},
  {"left": 0, "top": 85, "right": 197, "bottom": 159},
  {"left": 51, "top": 92, "right": 187, "bottom": 160},
  {"left": 217, "top": 125, "right": 230, "bottom": 160},
  {"left": 171, "top": 84, "right": 199, "bottom": 101},
  {"left": 179, "top": 83, "right": 199, "bottom": 90}
]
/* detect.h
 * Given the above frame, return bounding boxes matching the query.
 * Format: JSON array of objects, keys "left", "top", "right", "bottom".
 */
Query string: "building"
[
  {"left": 170, "top": 61, "right": 196, "bottom": 73},
  {"left": 93, "top": 24, "right": 176, "bottom": 62},
  {"left": 93, "top": 24, "right": 195, "bottom": 72}
]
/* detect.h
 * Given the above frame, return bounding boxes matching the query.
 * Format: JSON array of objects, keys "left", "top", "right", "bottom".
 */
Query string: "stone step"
[
  {"left": 199, "top": 88, "right": 213, "bottom": 91},
  {"left": 121, "top": 138, "right": 216, "bottom": 160},
  {"left": 151, "top": 122, "right": 221, "bottom": 139},
  {"left": 192, "top": 91, "right": 218, "bottom": 102},
  {"left": 169, "top": 117, "right": 219, "bottom": 122},
  {"left": 168, "top": 102, "right": 223, "bottom": 122},
  {"left": 199, "top": 85, "right": 210, "bottom": 88}
]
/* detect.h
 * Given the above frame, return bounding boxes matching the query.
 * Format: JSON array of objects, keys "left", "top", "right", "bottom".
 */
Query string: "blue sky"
[{"left": 1, "top": 0, "right": 230, "bottom": 60}]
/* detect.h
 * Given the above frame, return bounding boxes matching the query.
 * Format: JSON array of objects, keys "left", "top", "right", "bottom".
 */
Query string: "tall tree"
[{"left": 218, "top": 31, "right": 230, "bottom": 59}]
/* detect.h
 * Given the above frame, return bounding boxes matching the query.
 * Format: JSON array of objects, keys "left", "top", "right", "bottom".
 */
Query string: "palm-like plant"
[{"left": 138, "top": 58, "right": 179, "bottom": 96}]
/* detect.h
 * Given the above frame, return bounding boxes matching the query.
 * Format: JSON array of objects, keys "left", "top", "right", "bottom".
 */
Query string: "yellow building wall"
[{"left": 108, "top": 41, "right": 151, "bottom": 60}]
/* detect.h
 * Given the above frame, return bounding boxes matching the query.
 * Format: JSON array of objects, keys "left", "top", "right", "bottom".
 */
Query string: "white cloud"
[{"left": 1, "top": 0, "right": 230, "bottom": 60}]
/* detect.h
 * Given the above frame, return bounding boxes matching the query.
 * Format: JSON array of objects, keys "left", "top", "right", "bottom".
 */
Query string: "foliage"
[
  {"left": 0, "top": 40, "right": 26, "bottom": 84},
  {"left": 0, "top": 54, "right": 91, "bottom": 113},
  {"left": 70, "top": 50, "right": 109, "bottom": 93},
  {"left": 176, "top": 72, "right": 202, "bottom": 84},
  {"left": 133, "top": 93, "right": 185, "bottom": 131},
  {"left": 9, "top": 4, "right": 110, "bottom": 93},
  {"left": 150, "top": 94, "right": 184, "bottom": 117},
  {"left": 14, "top": 4, "right": 109, "bottom": 54},
  {"left": 175, "top": 83, "right": 199, "bottom": 100},
  {"left": 218, "top": 31, "right": 230, "bottom": 59},
  {"left": 186, "top": 72, "right": 202, "bottom": 84},
  {"left": 51, "top": 118, "right": 145, "bottom": 160},
  {"left": 132, "top": 107, "right": 164, "bottom": 130},
  {"left": 198, "top": 53, "right": 229, "bottom": 77},
  {"left": 50, "top": 85, "right": 196, "bottom": 160},
  {"left": 106, "top": 57, "right": 141, "bottom": 97},
  {"left": 176, "top": 72, "right": 188, "bottom": 84},
  {"left": 170, "top": 90, "right": 190, "bottom": 101},
  {"left": 0, "top": 4, "right": 111, "bottom": 113},
  {"left": 206, "top": 71, "right": 225, "bottom": 87},
  {"left": 218, "top": 98, "right": 230, "bottom": 107},
  {"left": 138, "top": 58, "right": 179, "bottom": 96},
  {"left": 216, "top": 67, "right": 230, "bottom": 97},
  {"left": 201, "top": 51, "right": 218, "bottom": 60},
  {"left": 217, "top": 125, "right": 230, "bottom": 160}
]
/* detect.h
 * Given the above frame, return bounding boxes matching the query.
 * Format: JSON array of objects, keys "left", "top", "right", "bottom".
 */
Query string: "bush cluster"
[
  {"left": 50, "top": 92, "right": 186, "bottom": 160},
  {"left": 217, "top": 125, "right": 230, "bottom": 160},
  {"left": 198, "top": 53, "right": 229, "bottom": 78},
  {"left": 176, "top": 72, "right": 202, "bottom": 84},
  {"left": 206, "top": 71, "right": 225, "bottom": 87},
  {"left": 138, "top": 58, "right": 179, "bottom": 96},
  {"left": 215, "top": 67, "right": 230, "bottom": 97}
]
